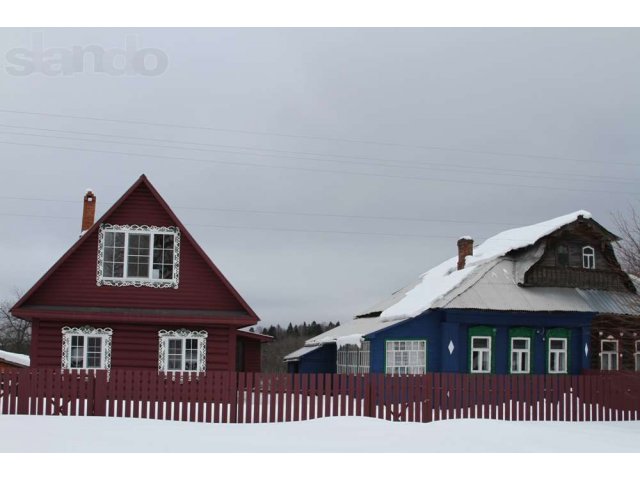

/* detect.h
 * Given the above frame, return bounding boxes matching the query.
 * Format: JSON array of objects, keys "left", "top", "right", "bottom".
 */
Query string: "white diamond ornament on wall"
[
  {"left": 448, "top": 341, "right": 455, "bottom": 355},
  {"left": 585, "top": 343, "right": 589, "bottom": 357}
]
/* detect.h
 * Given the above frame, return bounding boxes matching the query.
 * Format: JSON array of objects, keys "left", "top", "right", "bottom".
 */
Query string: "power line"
[
  {"left": 0, "top": 139, "right": 638, "bottom": 197},
  {"left": 0, "top": 124, "right": 636, "bottom": 186},
  {"left": 0, "top": 194, "right": 521, "bottom": 227},
  {"left": 0, "top": 211, "right": 484, "bottom": 240},
  {"left": 0, "top": 107, "right": 636, "bottom": 167}
]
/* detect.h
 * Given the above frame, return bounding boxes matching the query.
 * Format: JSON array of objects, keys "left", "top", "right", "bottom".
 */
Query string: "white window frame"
[
  {"left": 97, "top": 224, "right": 181, "bottom": 289},
  {"left": 385, "top": 340, "right": 426, "bottom": 375},
  {"left": 337, "top": 341, "right": 370, "bottom": 374},
  {"left": 635, "top": 340, "right": 640, "bottom": 372},
  {"left": 582, "top": 246, "right": 595, "bottom": 269},
  {"left": 548, "top": 337, "right": 568, "bottom": 374},
  {"left": 510, "top": 337, "right": 531, "bottom": 374},
  {"left": 470, "top": 336, "right": 492, "bottom": 373},
  {"left": 158, "top": 329, "right": 207, "bottom": 373},
  {"left": 600, "top": 339, "right": 619, "bottom": 371},
  {"left": 61, "top": 326, "right": 113, "bottom": 370}
]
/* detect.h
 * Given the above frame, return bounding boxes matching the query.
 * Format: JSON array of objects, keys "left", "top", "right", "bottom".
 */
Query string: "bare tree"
[
  {"left": 0, "top": 291, "right": 31, "bottom": 354},
  {"left": 613, "top": 205, "right": 640, "bottom": 277}
]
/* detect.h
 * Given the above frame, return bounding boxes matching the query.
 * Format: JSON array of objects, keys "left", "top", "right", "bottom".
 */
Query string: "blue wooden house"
[{"left": 285, "top": 211, "right": 640, "bottom": 375}]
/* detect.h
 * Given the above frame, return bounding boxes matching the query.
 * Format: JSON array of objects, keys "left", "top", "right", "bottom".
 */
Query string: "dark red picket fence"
[{"left": 1, "top": 369, "right": 639, "bottom": 423}]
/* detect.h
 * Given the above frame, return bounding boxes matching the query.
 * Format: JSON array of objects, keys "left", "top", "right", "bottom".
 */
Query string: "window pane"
[
  {"left": 152, "top": 234, "right": 175, "bottom": 281},
  {"left": 513, "top": 339, "right": 528, "bottom": 350},
  {"left": 127, "top": 233, "right": 151, "bottom": 278},
  {"left": 550, "top": 339, "right": 565, "bottom": 350},
  {"left": 70, "top": 335, "right": 84, "bottom": 368},
  {"left": 481, "top": 352, "right": 490, "bottom": 371},
  {"left": 472, "top": 351, "right": 480, "bottom": 371},
  {"left": 86, "top": 337, "right": 102, "bottom": 368},
  {"left": 105, "top": 232, "right": 115, "bottom": 247},
  {"left": 602, "top": 341, "right": 617, "bottom": 352},
  {"left": 103, "top": 262, "right": 114, "bottom": 278},
  {"left": 473, "top": 337, "right": 488, "bottom": 349}
]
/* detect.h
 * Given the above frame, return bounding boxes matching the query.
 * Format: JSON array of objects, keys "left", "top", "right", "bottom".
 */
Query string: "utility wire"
[
  {"left": 0, "top": 107, "right": 636, "bottom": 167},
  {"left": 0, "top": 124, "right": 636, "bottom": 185},
  {"left": 0, "top": 211, "right": 490, "bottom": 240},
  {"left": 0, "top": 194, "right": 521, "bottom": 227},
  {"left": 0, "top": 139, "right": 637, "bottom": 197}
]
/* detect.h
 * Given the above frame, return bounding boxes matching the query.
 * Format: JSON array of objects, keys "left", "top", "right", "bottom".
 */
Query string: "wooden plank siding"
[{"left": 30, "top": 320, "right": 235, "bottom": 371}]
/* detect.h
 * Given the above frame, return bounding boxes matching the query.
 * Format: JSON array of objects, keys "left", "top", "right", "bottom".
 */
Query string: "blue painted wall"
[
  {"left": 289, "top": 344, "right": 336, "bottom": 373},
  {"left": 367, "top": 311, "right": 443, "bottom": 373},
  {"left": 292, "top": 309, "right": 596, "bottom": 375}
]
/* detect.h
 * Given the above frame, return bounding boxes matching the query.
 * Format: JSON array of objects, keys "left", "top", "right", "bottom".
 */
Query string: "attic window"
[
  {"left": 97, "top": 224, "right": 181, "bottom": 288},
  {"left": 582, "top": 246, "right": 595, "bottom": 269}
]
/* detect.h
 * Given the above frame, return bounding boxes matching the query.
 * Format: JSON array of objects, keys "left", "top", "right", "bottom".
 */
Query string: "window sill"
[{"left": 97, "top": 278, "right": 178, "bottom": 289}]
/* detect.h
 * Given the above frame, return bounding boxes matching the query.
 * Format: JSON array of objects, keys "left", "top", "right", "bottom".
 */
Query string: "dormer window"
[
  {"left": 582, "top": 246, "right": 595, "bottom": 269},
  {"left": 97, "top": 224, "right": 181, "bottom": 288},
  {"left": 556, "top": 244, "right": 569, "bottom": 267}
]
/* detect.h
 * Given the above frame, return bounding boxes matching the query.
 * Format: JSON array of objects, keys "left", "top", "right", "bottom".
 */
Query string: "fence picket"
[
  {"left": 301, "top": 374, "right": 309, "bottom": 421},
  {"left": 252, "top": 372, "right": 260, "bottom": 424},
  {"left": 244, "top": 372, "right": 253, "bottom": 423}
]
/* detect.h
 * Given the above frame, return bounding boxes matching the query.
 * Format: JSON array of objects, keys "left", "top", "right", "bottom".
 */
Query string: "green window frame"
[
  {"left": 509, "top": 327, "right": 534, "bottom": 374},
  {"left": 468, "top": 326, "right": 495, "bottom": 374},
  {"left": 547, "top": 328, "right": 570, "bottom": 374}
]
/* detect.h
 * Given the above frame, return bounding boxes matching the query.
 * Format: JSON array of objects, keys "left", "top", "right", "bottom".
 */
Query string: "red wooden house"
[{"left": 11, "top": 175, "right": 269, "bottom": 373}]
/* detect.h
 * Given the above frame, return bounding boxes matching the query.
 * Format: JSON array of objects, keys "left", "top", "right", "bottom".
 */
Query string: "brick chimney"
[
  {"left": 457, "top": 236, "right": 474, "bottom": 270},
  {"left": 81, "top": 189, "right": 96, "bottom": 233}
]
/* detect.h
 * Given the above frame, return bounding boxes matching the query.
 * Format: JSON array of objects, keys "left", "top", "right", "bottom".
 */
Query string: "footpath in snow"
[{"left": 0, "top": 415, "right": 638, "bottom": 453}]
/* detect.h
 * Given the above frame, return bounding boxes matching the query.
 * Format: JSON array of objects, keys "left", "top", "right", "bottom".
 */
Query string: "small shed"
[{"left": 0, "top": 349, "right": 30, "bottom": 371}]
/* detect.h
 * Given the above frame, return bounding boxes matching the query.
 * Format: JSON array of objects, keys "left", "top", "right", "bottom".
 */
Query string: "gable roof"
[{"left": 12, "top": 175, "right": 259, "bottom": 323}]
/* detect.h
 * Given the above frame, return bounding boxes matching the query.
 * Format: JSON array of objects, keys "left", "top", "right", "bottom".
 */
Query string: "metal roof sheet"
[{"left": 283, "top": 345, "right": 322, "bottom": 362}]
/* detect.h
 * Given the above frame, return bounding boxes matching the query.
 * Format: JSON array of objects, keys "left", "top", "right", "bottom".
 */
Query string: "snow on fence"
[{"left": 0, "top": 369, "right": 639, "bottom": 423}]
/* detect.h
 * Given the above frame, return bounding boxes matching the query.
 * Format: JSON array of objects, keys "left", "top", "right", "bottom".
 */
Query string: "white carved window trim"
[
  {"left": 582, "top": 246, "right": 595, "bottom": 269},
  {"left": 600, "top": 339, "right": 619, "bottom": 371},
  {"left": 158, "top": 329, "right": 207, "bottom": 373},
  {"left": 635, "top": 340, "right": 640, "bottom": 372},
  {"left": 96, "top": 224, "right": 181, "bottom": 289},
  {"left": 61, "top": 326, "right": 113, "bottom": 370}
]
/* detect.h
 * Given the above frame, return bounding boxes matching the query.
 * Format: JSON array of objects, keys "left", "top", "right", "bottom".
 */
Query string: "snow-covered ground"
[{"left": 0, "top": 415, "right": 638, "bottom": 452}]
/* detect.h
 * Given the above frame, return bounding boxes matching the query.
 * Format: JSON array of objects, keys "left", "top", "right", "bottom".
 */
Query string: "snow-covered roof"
[
  {"left": 0, "top": 349, "right": 30, "bottom": 367},
  {"left": 360, "top": 210, "right": 595, "bottom": 321},
  {"left": 284, "top": 345, "right": 322, "bottom": 362}
]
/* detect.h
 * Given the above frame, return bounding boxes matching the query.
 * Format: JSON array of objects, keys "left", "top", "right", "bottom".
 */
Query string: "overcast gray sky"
[{"left": 0, "top": 28, "right": 638, "bottom": 327}]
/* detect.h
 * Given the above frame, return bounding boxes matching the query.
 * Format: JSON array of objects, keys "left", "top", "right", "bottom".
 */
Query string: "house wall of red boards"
[
  {"left": 31, "top": 320, "right": 240, "bottom": 370},
  {"left": 18, "top": 179, "right": 264, "bottom": 372},
  {"left": 25, "top": 184, "right": 245, "bottom": 312}
]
